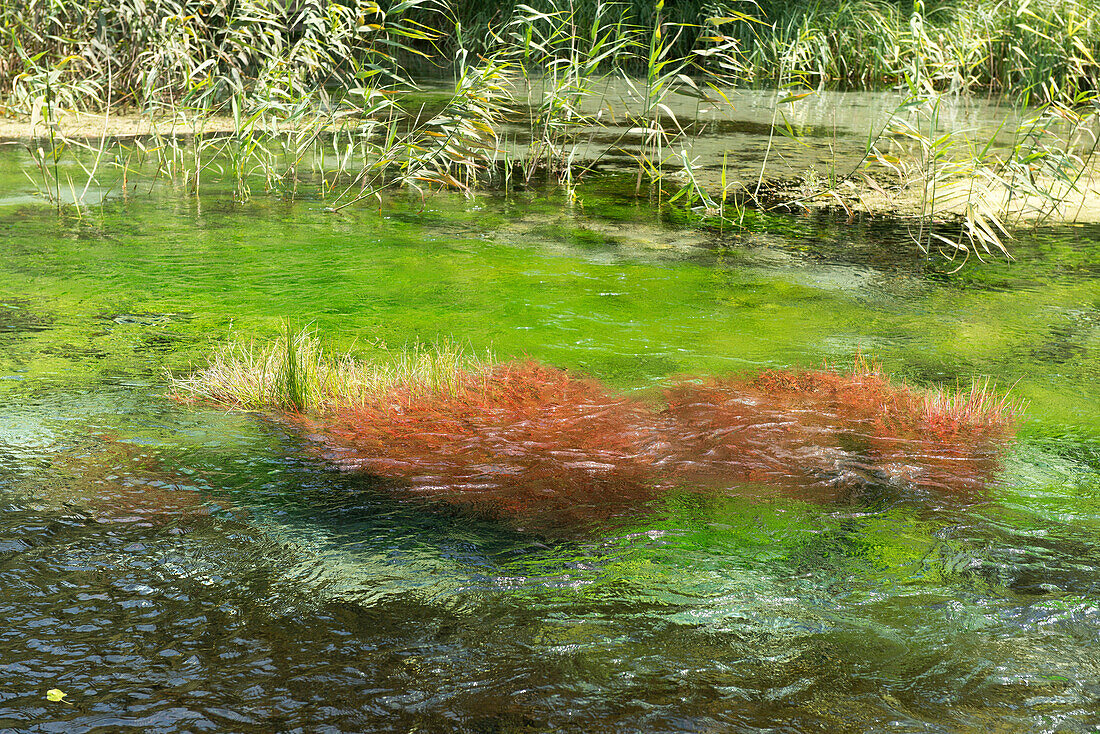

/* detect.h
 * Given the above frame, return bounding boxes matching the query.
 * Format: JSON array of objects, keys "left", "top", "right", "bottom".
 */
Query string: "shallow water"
[
  {"left": 1, "top": 150, "right": 1100, "bottom": 732},
  {"left": 499, "top": 83, "right": 1031, "bottom": 187}
]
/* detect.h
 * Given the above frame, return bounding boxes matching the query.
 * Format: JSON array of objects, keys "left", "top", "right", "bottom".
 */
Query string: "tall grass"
[
  {"left": 7, "top": 1, "right": 1100, "bottom": 118},
  {"left": 446, "top": 0, "right": 1100, "bottom": 102},
  {"left": 2, "top": 0, "right": 752, "bottom": 206},
  {"left": 2, "top": 0, "right": 438, "bottom": 114}
]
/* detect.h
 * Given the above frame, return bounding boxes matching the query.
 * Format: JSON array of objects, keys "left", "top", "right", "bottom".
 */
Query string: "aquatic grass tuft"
[
  {"left": 922, "top": 378, "right": 1023, "bottom": 436},
  {"left": 169, "top": 325, "right": 493, "bottom": 414},
  {"left": 173, "top": 329, "right": 1020, "bottom": 502},
  {"left": 663, "top": 356, "right": 1021, "bottom": 495},
  {"left": 752, "top": 354, "right": 1020, "bottom": 438},
  {"left": 276, "top": 321, "right": 313, "bottom": 412}
]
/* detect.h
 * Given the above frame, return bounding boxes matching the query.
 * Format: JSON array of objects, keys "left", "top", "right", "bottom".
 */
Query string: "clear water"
[{"left": 1, "top": 146, "right": 1099, "bottom": 732}]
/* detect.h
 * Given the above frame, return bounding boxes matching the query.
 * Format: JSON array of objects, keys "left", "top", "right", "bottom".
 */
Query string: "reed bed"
[
  {"left": 8, "top": 1, "right": 1099, "bottom": 215},
  {"left": 8, "top": 0, "right": 1098, "bottom": 108},
  {"left": 6, "top": 0, "right": 1099, "bottom": 262}
]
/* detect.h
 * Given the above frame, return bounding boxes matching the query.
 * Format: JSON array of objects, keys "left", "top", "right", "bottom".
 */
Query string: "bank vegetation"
[{"left": 4, "top": 0, "right": 1100, "bottom": 260}]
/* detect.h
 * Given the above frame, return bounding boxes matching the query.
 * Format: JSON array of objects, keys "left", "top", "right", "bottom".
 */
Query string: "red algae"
[
  {"left": 292, "top": 359, "right": 1017, "bottom": 527},
  {"left": 44, "top": 436, "right": 222, "bottom": 526},
  {"left": 663, "top": 362, "right": 1016, "bottom": 496},
  {"left": 303, "top": 361, "right": 669, "bottom": 527}
]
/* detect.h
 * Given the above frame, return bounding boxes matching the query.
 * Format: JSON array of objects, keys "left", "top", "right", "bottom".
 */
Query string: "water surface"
[{"left": 1, "top": 146, "right": 1099, "bottom": 732}]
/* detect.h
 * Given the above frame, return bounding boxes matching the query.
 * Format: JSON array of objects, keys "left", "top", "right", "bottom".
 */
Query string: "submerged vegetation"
[
  {"left": 4, "top": 0, "right": 1100, "bottom": 261},
  {"left": 170, "top": 329, "right": 1020, "bottom": 523}
]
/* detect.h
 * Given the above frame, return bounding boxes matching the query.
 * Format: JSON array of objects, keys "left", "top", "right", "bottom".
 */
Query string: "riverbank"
[
  {"left": 0, "top": 111, "right": 273, "bottom": 140},
  {"left": 3, "top": 86, "right": 1098, "bottom": 228}
]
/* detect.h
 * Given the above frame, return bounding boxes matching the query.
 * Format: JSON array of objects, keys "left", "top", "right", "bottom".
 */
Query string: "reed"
[
  {"left": 6, "top": 0, "right": 1099, "bottom": 264},
  {"left": 9, "top": 1, "right": 1099, "bottom": 117}
]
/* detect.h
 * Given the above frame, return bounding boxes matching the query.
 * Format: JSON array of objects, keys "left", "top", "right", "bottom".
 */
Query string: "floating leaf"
[{"left": 46, "top": 689, "right": 72, "bottom": 705}]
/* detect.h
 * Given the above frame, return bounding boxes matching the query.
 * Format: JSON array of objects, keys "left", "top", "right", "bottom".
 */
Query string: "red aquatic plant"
[
  {"left": 304, "top": 361, "right": 669, "bottom": 528},
  {"left": 662, "top": 358, "right": 1017, "bottom": 496},
  {"left": 294, "top": 357, "right": 1017, "bottom": 527},
  {"left": 44, "top": 435, "right": 223, "bottom": 526}
]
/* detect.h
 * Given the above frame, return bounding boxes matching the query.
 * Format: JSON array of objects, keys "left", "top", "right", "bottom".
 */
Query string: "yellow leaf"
[
  {"left": 779, "top": 91, "right": 813, "bottom": 104},
  {"left": 46, "top": 689, "right": 72, "bottom": 705}
]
